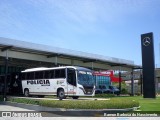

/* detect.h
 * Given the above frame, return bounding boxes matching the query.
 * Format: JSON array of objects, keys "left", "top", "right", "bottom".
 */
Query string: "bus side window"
[
  {"left": 50, "top": 70, "right": 55, "bottom": 79},
  {"left": 44, "top": 70, "right": 49, "bottom": 79},
  {"left": 44, "top": 70, "right": 54, "bottom": 79},
  {"left": 26, "top": 72, "right": 34, "bottom": 80},
  {"left": 55, "top": 69, "right": 65, "bottom": 78},
  {"left": 67, "top": 68, "right": 76, "bottom": 86},
  {"left": 60, "top": 69, "right": 65, "bottom": 78},
  {"left": 21, "top": 73, "right": 26, "bottom": 80},
  {"left": 55, "top": 69, "right": 60, "bottom": 78},
  {"left": 35, "top": 71, "right": 44, "bottom": 79}
]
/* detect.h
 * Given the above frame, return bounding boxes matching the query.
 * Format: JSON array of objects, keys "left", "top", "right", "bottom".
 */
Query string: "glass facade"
[
  {"left": 94, "top": 75, "right": 111, "bottom": 89},
  {"left": 0, "top": 66, "right": 25, "bottom": 95},
  {"left": 0, "top": 66, "right": 25, "bottom": 75}
]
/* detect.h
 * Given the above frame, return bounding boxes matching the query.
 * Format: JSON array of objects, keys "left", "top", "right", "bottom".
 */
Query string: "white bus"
[{"left": 21, "top": 66, "right": 95, "bottom": 99}]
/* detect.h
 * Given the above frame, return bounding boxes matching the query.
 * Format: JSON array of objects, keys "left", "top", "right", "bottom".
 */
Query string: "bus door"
[{"left": 67, "top": 68, "right": 77, "bottom": 96}]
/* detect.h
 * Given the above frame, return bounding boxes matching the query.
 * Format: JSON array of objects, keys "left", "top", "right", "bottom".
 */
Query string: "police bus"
[{"left": 21, "top": 66, "right": 95, "bottom": 99}]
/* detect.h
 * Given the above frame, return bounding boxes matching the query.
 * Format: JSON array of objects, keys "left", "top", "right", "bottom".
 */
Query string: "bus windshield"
[{"left": 77, "top": 71, "right": 94, "bottom": 86}]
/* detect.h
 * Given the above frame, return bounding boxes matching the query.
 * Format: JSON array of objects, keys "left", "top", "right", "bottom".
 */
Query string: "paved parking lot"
[
  {"left": 0, "top": 104, "right": 34, "bottom": 111},
  {"left": 0, "top": 104, "right": 62, "bottom": 118}
]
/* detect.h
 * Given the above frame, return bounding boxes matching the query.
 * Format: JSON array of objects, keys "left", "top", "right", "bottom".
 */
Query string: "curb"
[{"left": 0, "top": 101, "right": 65, "bottom": 111}]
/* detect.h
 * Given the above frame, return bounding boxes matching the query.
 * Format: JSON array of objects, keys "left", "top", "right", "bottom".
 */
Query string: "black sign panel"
[{"left": 141, "top": 32, "right": 156, "bottom": 98}]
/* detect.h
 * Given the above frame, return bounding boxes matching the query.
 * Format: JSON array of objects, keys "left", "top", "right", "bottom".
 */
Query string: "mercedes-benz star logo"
[{"left": 143, "top": 37, "right": 151, "bottom": 46}]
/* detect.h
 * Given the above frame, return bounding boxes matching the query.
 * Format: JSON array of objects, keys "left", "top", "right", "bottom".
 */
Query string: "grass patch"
[
  {"left": 139, "top": 98, "right": 160, "bottom": 111},
  {"left": 111, "top": 96, "right": 160, "bottom": 111},
  {"left": 8, "top": 97, "right": 40, "bottom": 105},
  {"left": 39, "top": 99, "right": 138, "bottom": 109},
  {"left": 7, "top": 97, "right": 139, "bottom": 109}
]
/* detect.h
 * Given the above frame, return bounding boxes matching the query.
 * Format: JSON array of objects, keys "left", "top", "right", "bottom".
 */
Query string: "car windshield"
[
  {"left": 113, "top": 86, "right": 117, "bottom": 89},
  {"left": 77, "top": 71, "right": 94, "bottom": 86},
  {"left": 99, "top": 85, "right": 106, "bottom": 89},
  {"left": 110, "top": 86, "right": 118, "bottom": 89}
]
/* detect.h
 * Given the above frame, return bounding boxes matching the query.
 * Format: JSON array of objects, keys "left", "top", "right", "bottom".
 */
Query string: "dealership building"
[
  {"left": 0, "top": 37, "right": 140, "bottom": 74},
  {"left": 0, "top": 37, "right": 142, "bottom": 95}
]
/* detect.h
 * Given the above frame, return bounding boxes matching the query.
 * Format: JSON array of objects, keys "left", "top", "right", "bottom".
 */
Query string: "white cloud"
[
  {"left": 0, "top": 0, "right": 160, "bottom": 46},
  {"left": 23, "top": 0, "right": 159, "bottom": 26}
]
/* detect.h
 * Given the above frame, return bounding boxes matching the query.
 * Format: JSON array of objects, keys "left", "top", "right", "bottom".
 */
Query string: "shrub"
[
  {"left": 135, "top": 92, "right": 141, "bottom": 96},
  {"left": 7, "top": 97, "right": 139, "bottom": 109},
  {"left": 121, "top": 88, "right": 129, "bottom": 94},
  {"left": 40, "top": 99, "right": 139, "bottom": 109}
]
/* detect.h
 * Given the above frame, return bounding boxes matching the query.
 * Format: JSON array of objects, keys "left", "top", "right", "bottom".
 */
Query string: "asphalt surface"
[
  {"left": 0, "top": 104, "right": 62, "bottom": 118},
  {"left": 0, "top": 104, "right": 34, "bottom": 111}
]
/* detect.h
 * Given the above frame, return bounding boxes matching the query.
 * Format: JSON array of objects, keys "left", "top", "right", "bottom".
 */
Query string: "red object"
[
  {"left": 93, "top": 70, "right": 122, "bottom": 83},
  {"left": 110, "top": 76, "right": 122, "bottom": 83}
]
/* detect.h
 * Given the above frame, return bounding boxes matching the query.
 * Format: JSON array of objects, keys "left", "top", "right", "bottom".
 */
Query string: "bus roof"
[{"left": 22, "top": 66, "right": 92, "bottom": 72}]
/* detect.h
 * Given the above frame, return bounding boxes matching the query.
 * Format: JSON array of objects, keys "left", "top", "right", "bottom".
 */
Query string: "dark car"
[
  {"left": 95, "top": 87, "right": 102, "bottom": 94},
  {"left": 108, "top": 85, "right": 120, "bottom": 95},
  {"left": 95, "top": 85, "right": 110, "bottom": 94}
]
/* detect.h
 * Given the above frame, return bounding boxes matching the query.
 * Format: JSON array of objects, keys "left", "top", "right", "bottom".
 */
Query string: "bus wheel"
[
  {"left": 58, "top": 89, "right": 65, "bottom": 100},
  {"left": 24, "top": 89, "right": 29, "bottom": 97},
  {"left": 72, "top": 96, "right": 79, "bottom": 99}
]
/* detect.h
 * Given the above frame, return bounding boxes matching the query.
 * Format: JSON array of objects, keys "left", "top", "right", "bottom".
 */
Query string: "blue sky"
[{"left": 0, "top": 0, "right": 160, "bottom": 66}]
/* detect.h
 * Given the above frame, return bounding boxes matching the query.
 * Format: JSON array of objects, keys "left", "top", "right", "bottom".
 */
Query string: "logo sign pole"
[{"left": 141, "top": 32, "right": 156, "bottom": 98}]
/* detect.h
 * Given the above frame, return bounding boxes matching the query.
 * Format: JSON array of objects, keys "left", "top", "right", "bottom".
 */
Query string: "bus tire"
[
  {"left": 24, "top": 89, "right": 29, "bottom": 97},
  {"left": 72, "top": 96, "right": 79, "bottom": 99},
  {"left": 58, "top": 89, "right": 65, "bottom": 100}
]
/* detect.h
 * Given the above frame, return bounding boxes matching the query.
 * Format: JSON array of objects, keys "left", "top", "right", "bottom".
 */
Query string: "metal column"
[
  {"left": 118, "top": 71, "right": 121, "bottom": 94},
  {"left": 131, "top": 69, "right": 134, "bottom": 96},
  {"left": 140, "top": 70, "right": 143, "bottom": 95},
  {"left": 3, "top": 50, "right": 8, "bottom": 101},
  {"left": 55, "top": 56, "right": 58, "bottom": 66},
  {"left": 91, "top": 62, "right": 94, "bottom": 70}
]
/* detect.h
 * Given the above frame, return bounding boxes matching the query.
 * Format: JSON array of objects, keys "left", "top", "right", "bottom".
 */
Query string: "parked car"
[
  {"left": 95, "top": 85, "right": 110, "bottom": 94},
  {"left": 95, "top": 87, "right": 102, "bottom": 94},
  {"left": 108, "top": 85, "right": 120, "bottom": 95}
]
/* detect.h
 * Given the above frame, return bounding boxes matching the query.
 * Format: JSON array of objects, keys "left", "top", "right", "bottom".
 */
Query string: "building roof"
[{"left": 0, "top": 37, "right": 140, "bottom": 69}]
